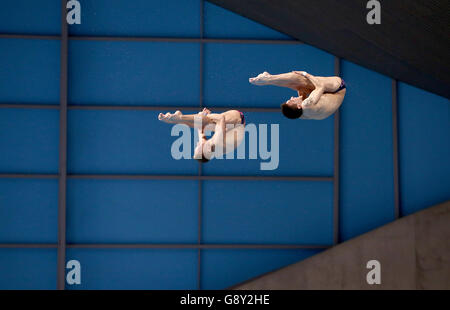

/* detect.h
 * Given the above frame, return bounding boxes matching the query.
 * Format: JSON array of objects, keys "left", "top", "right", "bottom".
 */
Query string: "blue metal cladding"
[
  {"left": 201, "top": 249, "right": 321, "bottom": 289},
  {"left": 65, "top": 249, "right": 198, "bottom": 290},
  {"left": 202, "top": 181, "right": 333, "bottom": 245},
  {"left": 0, "top": 109, "right": 59, "bottom": 173},
  {"left": 398, "top": 83, "right": 450, "bottom": 216},
  {"left": 66, "top": 179, "right": 198, "bottom": 243},
  {"left": 68, "top": 0, "right": 201, "bottom": 37},
  {"left": 339, "top": 61, "right": 395, "bottom": 241},
  {"left": 0, "top": 249, "right": 57, "bottom": 289},
  {"left": 0, "top": 0, "right": 61, "bottom": 35},
  {"left": 68, "top": 41, "right": 200, "bottom": 106},
  {"left": 0, "top": 39, "right": 60, "bottom": 104},
  {"left": 0, "top": 179, "right": 58, "bottom": 243}
]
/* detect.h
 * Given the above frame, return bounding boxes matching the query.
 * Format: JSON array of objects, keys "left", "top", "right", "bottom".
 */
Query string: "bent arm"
[{"left": 302, "top": 87, "right": 325, "bottom": 107}]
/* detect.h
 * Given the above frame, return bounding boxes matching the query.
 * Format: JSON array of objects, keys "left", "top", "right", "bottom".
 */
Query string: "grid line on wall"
[
  {"left": 0, "top": 174, "right": 333, "bottom": 181},
  {"left": 0, "top": 243, "right": 330, "bottom": 249},
  {"left": 392, "top": 79, "right": 400, "bottom": 219},
  {"left": 0, "top": 103, "right": 282, "bottom": 112},
  {"left": 333, "top": 57, "right": 341, "bottom": 245},
  {"left": 0, "top": 33, "right": 303, "bottom": 45},
  {"left": 56, "top": 0, "right": 68, "bottom": 290},
  {"left": 197, "top": 0, "right": 205, "bottom": 290}
]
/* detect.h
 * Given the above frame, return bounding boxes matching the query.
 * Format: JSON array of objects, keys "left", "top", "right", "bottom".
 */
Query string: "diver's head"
[{"left": 281, "top": 100, "right": 303, "bottom": 119}]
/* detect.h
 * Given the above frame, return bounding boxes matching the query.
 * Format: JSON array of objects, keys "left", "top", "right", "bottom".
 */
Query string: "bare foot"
[
  {"left": 158, "top": 110, "right": 182, "bottom": 123},
  {"left": 249, "top": 71, "right": 272, "bottom": 86},
  {"left": 199, "top": 108, "right": 211, "bottom": 116}
]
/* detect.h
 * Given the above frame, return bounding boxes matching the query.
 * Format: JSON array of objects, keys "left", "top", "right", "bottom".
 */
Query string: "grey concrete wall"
[{"left": 232, "top": 200, "right": 450, "bottom": 290}]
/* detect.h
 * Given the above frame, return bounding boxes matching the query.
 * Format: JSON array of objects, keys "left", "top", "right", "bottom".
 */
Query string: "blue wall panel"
[
  {"left": 203, "top": 181, "right": 333, "bottom": 245},
  {"left": 201, "top": 249, "right": 321, "bottom": 289},
  {"left": 340, "top": 61, "right": 395, "bottom": 241},
  {"left": 204, "top": 43, "right": 334, "bottom": 107},
  {"left": 0, "top": 179, "right": 58, "bottom": 243},
  {"left": 0, "top": 0, "right": 60, "bottom": 35},
  {"left": 67, "top": 179, "right": 198, "bottom": 243},
  {"left": 69, "top": 41, "right": 200, "bottom": 105},
  {"left": 398, "top": 83, "right": 450, "bottom": 215},
  {"left": 202, "top": 112, "right": 334, "bottom": 176},
  {"left": 68, "top": 0, "right": 200, "bottom": 37},
  {"left": 204, "top": 2, "right": 291, "bottom": 39},
  {"left": 68, "top": 110, "right": 198, "bottom": 174},
  {"left": 0, "top": 109, "right": 59, "bottom": 173},
  {"left": 0, "top": 249, "right": 57, "bottom": 289},
  {"left": 0, "top": 39, "right": 60, "bottom": 103},
  {"left": 66, "top": 249, "right": 197, "bottom": 289}
]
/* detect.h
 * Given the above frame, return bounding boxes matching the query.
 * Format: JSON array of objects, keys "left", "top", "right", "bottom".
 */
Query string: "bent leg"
[
  {"left": 249, "top": 71, "right": 314, "bottom": 91},
  {"left": 219, "top": 110, "right": 242, "bottom": 125},
  {"left": 197, "top": 110, "right": 242, "bottom": 126},
  {"left": 158, "top": 111, "right": 213, "bottom": 128},
  {"left": 295, "top": 71, "right": 342, "bottom": 93},
  {"left": 159, "top": 109, "right": 243, "bottom": 130}
]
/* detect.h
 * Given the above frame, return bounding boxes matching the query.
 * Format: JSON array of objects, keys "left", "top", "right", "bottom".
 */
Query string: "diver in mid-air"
[
  {"left": 250, "top": 70, "right": 346, "bottom": 120},
  {"left": 158, "top": 108, "right": 246, "bottom": 163}
]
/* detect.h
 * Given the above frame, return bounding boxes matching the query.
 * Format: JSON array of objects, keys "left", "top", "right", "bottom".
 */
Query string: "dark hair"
[
  {"left": 281, "top": 103, "right": 302, "bottom": 119},
  {"left": 196, "top": 157, "right": 210, "bottom": 163},
  {"left": 195, "top": 149, "right": 211, "bottom": 163}
]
